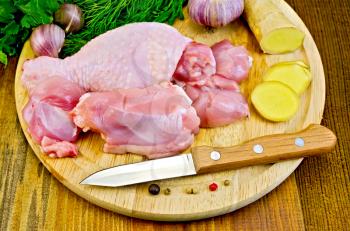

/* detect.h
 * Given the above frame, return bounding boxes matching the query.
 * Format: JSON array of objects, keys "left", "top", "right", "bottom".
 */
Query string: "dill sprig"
[{"left": 62, "top": 0, "right": 185, "bottom": 57}]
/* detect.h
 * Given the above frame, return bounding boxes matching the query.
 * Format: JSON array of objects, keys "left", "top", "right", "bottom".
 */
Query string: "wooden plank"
[{"left": 285, "top": 0, "right": 350, "bottom": 230}]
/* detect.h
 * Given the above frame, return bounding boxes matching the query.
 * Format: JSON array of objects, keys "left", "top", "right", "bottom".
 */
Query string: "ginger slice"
[
  {"left": 251, "top": 81, "right": 299, "bottom": 122},
  {"left": 263, "top": 61, "right": 312, "bottom": 95}
]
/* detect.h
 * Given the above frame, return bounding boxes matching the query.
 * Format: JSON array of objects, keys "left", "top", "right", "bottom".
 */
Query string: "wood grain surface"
[
  {"left": 0, "top": 0, "right": 349, "bottom": 230},
  {"left": 14, "top": 0, "right": 324, "bottom": 221}
]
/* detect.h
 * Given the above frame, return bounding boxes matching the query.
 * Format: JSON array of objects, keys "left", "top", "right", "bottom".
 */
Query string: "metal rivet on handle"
[
  {"left": 210, "top": 151, "right": 221, "bottom": 161},
  {"left": 253, "top": 144, "right": 264, "bottom": 154},
  {"left": 295, "top": 137, "right": 305, "bottom": 147}
]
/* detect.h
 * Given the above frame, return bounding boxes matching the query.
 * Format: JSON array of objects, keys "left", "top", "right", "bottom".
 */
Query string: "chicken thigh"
[
  {"left": 71, "top": 84, "right": 200, "bottom": 159},
  {"left": 22, "top": 22, "right": 191, "bottom": 92}
]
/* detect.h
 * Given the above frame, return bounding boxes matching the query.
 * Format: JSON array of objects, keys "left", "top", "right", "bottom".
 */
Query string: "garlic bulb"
[
  {"left": 55, "top": 3, "right": 84, "bottom": 33},
  {"left": 188, "top": 0, "right": 244, "bottom": 27},
  {"left": 30, "top": 24, "right": 65, "bottom": 58}
]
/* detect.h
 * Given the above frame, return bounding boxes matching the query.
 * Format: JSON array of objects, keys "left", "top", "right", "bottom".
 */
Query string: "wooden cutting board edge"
[{"left": 14, "top": 0, "right": 325, "bottom": 221}]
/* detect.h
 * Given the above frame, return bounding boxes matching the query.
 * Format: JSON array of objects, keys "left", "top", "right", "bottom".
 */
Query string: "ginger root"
[{"left": 244, "top": 0, "right": 305, "bottom": 54}]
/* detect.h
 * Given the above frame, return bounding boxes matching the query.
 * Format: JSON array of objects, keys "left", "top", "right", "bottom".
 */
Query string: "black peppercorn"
[
  {"left": 164, "top": 188, "right": 171, "bottom": 195},
  {"left": 148, "top": 184, "right": 160, "bottom": 195}
]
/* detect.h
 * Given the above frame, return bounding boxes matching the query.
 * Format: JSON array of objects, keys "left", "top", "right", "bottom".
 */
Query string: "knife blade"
[
  {"left": 80, "top": 154, "right": 196, "bottom": 187},
  {"left": 80, "top": 124, "right": 336, "bottom": 187}
]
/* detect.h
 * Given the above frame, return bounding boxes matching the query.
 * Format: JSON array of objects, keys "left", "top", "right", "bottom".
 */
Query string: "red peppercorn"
[{"left": 209, "top": 182, "right": 218, "bottom": 191}]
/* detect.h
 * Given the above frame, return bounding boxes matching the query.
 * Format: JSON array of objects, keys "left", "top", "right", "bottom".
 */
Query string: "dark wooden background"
[{"left": 0, "top": 0, "right": 349, "bottom": 230}]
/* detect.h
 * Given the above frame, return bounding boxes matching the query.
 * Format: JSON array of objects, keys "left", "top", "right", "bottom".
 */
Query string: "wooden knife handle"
[{"left": 191, "top": 124, "right": 336, "bottom": 174}]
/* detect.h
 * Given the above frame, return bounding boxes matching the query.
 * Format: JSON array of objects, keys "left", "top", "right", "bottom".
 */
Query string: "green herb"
[
  {"left": 62, "top": 0, "right": 185, "bottom": 57},
  {"left": 0, "top": 50, "right": 7, "bottom": 65},
  {"left": 0, "top": 0, "right": 185, "bottom": 64},
  {"left": 0, "top": 0, "right": 63, "bottom": 65}
]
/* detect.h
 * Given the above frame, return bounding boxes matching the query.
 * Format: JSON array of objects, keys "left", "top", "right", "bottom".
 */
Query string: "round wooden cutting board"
[{"left": 15, "top": 0, "right": 325, "bottom": 221}]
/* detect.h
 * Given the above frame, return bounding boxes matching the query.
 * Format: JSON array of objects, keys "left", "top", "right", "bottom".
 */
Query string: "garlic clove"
[
  {"left": 188, "top": 0, "right": 244, "bottom": 27},
  {"left": 55, "top": 3, "right": 84, "bottom": 33},
  {"left": 30, "top": 24, "right": 65, "bottom": 58}
]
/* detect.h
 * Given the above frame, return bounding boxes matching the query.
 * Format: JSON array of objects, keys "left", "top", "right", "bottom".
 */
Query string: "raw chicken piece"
[
  {"left": 71, "top": 84, "right": 200, "bottom": 159},
  {"left": 185, "top": 85, "right": 249, "bottom": 127},
  {"left": 173, "top": 42, "right": 216, "bottom": 85},
  {"left": 21, "top": 22, "right": 192, "bottom": 158},
  {"left": 210, "top": 74, "right": 240, "bottom": 90},
  {"left": 172, "top": 39, "right": 250, "bottom": 127},
  {"left": 193, "top": 74, "right": 240, "bottom": 91},
  {"left": 22, "top": 77, "right": 85, "bottom": 157},
  {"left": 22, "top": 22, "right": 191, "bottom": 92},
  {"left": 211, "top": 40, "right": 251, "bottom": 83},
  {"left": 173, "top": 42, "right": 240, "bottom": 90},
  {"left": 41, "top": 137, "right": 78, "bottom": 158}
]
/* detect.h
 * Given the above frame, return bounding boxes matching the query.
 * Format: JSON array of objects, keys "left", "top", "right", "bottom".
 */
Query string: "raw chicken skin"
[
  {"left": 185, "top": 85, "right": 249, "bottom": 127},
  {"left": 211, "top": 40, "right": 251, "bottom": 83},
  {"left": 71, "top": 84, "right": 200, "bottom": 159},
  {"left": 22, "top": 23, "right": 191, "bottom": 91},
  {"left": 22, "top": 77, "right": 84, "bottom": 157}
]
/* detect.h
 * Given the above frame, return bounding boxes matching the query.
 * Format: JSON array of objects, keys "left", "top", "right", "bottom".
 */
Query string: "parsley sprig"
[{"left": 0, "top": 0, "right": 63, "bottom": 65}]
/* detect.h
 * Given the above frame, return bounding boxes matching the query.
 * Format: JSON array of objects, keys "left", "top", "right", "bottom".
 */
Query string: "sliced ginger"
[
  {"left": 251, "top": 81, "right": 299, "bottom": 122},
  {"left": 263, "top": 61, "right": 312, "bottom": 95},
  {"left": 244, "top": 0, "right": 305, "bottom": 54},
  {"left": 260, "top": 28, "right": 305, "bottom": 54}
]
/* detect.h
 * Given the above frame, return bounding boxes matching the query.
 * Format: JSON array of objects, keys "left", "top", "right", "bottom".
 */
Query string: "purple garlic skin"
[
  {"left": 55, "top": 3, "right": 84, "bottom": 33},
  {"left": 189, "top": 0, "right": 244, "bottom": 27},
  {"left": 30, "top": 24, "right": 65, "bottom": 58}
]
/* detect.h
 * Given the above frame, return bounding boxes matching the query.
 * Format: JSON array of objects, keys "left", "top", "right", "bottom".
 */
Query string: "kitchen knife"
[{"left": 80, "top": 124, "right": 336, "bottom": 187}]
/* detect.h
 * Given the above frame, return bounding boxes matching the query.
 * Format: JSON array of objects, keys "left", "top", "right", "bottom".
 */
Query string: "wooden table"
[{"left": 0, "top": 0, "right": 349, "bottom": 230}]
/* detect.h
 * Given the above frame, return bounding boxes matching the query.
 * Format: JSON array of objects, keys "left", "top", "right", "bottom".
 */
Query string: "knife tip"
[
  {"left": 79, "top": 178, "right": 90, "bottom": 185},
  {"left": 79, "top": 177, "right": 106, "bottom": 186}
]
